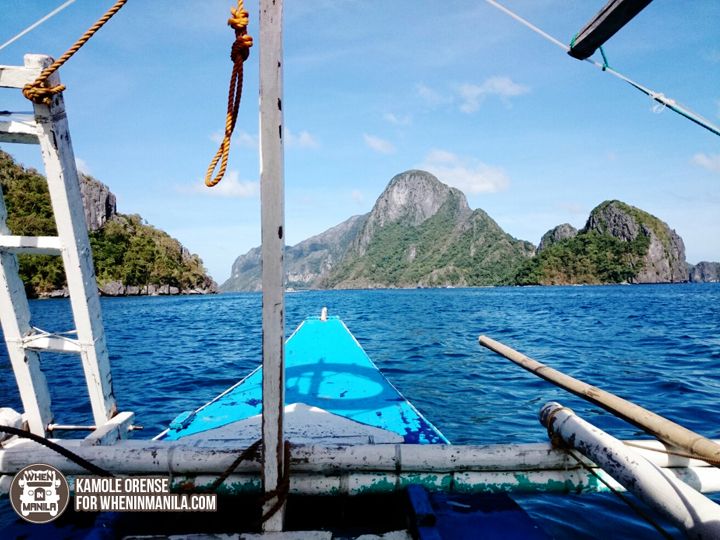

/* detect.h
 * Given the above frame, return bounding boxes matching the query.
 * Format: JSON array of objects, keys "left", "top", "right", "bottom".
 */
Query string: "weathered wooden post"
[{"left": 259, "top": 0, "right": 286, "bottom": 531}]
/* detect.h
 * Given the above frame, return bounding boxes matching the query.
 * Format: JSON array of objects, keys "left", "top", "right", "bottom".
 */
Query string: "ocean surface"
[{"left": 1, "top": 284, "right": 719, "bottom": 538}]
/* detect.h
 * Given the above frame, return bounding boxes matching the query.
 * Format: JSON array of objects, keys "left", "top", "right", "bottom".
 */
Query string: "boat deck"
[{"left": 163, "top": 316, "right": 447, "bottom": 444}]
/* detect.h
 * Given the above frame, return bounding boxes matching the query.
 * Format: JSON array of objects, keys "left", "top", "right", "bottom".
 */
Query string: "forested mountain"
[
  {"left": 223, "top": 170, "right": 707, "bottom": 291},
  {"left": 0, "top": 150, "right": 216, "bottom": 297}
]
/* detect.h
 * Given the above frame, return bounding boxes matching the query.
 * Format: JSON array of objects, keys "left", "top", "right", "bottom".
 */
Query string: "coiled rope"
[
  {"left": 204, "top": 0, "right": 254, "bottom": 188},
  {"left": 22, "top": 0, "right": 128, "bottom": 106}
]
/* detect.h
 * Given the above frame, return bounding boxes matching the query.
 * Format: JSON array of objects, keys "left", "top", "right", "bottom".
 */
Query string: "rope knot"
[
  {"left": 231, "top": 34, "right": 253, "bottom": 63},
  {"left": 22, "top": 82, "right": 66, "bottom": 106},
  {"left": 21, "top": 0, "right": 127, "bottom": 107},
  {"left": 228, "top": 6, "right": 250, "bottom": 29}
]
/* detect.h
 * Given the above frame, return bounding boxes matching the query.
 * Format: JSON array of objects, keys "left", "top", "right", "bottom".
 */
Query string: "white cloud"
[
  {"left": 351, "top": 189, "right": 364, "bottom": 204},
  {"left": 424, "top": 149, "right": 456, "bottom": 164},
  {"left": 286, "top": 128, "right": 319, "bottom": 149},
  {"left": 210, "top": 130, "right": 258, "bottom": 149},
  {"left": 363, "top": 134, "right": 396, "bottom": 154},
  {"left": 692, "top": 153, "right": 720, "bottom": 173},
  {"left": 706, "top": 50, "right": 720, "bottom": 63},
  {"left": 211, "top": 129, "right": 318, "bottom": 150},
  {"left": 556, "top": 202, "right": 586, "bottom": 216},
  {"left": 383, "top": 112, "right": 412, "bottom": 126},
  {"left": 185, "top": 170, "right": 259, "bottom": 198},
  {"left": 416, "top": 83, "right": 451, "bottom": 106},
  {"left": 234, "top": 130, "right": 259, "bottom": 149},
  {"left": 419, "top": 149, "right": 509, "bottom": 194},
  {"left": 75, "top": 158, "right": 91, "bottom": 175},
  {"left": 458, "top": 76, "right": 529, "bottom": 113}
]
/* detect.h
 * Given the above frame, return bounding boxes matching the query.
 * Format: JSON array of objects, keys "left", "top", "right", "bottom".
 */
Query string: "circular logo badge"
[{"left": 9, "top": 464, "right": 70, "bottom": 524}]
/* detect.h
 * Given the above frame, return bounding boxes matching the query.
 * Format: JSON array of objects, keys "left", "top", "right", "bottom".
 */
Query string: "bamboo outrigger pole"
[
  {"left": 260, "top": 0, "right": 286, "bottom": 532},
  {"left": 479, "top": 335, "right": 720, "bottom": 466}
]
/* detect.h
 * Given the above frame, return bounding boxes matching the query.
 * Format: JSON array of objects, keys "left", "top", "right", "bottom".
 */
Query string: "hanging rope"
[
  {"left": 192, "top": 437, "right": 290, "bottom": 529},
  {"left": 204, "top": 0, "right": 254, "bottom": 188},
  {"left": 0, "top": 425, "right": 113, "bottom": 477},
  {"left": 22, "top": 0, "right": 128, "bottom": 105},
  {"left": 202, "top": 438, "right": 263, "bottom": 493},
  {"left": 484, "top": 0, "right": 720, "bottom": 138},
  {"left": 624, "top": 441, "right": 720, "bottom": 468},
  {"left": 256, "top": 440, "right": 291, "bottom": 527}
]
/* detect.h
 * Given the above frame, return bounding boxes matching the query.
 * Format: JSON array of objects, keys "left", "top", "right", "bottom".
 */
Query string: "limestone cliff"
[
  {"left": 79, "top": 174, "right": 116, "bottom": 231},
  {"left": 585, "top": 200, "right": 687, "bottom": 283},
  {"left": 516, "top": 200, "right": 688, "bottom": 285},
  {"left": 537, "top": 223, "right": 577, "bottom": 254},
  {"left": 0, "top": 150, "right": 216, "bottom": 297},
  {"left": 351, "top": 170, "right": 472, "bottom": 256},
  {"left": 223, "top": 170, "right": 535, "bottom": 291},
  {"left": 328, "top": 170, "right": 533, "bottom": 288},
  {"left": 221, "top": 214, "right": 368, "bottom": 292},
  {"left": 689, "top": 261, "right": 720, "bottom": 283}
]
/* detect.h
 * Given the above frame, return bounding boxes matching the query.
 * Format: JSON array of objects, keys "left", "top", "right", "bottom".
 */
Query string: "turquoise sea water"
[{"left": 1, "top": 284, "right": 719, "bottom": 538}]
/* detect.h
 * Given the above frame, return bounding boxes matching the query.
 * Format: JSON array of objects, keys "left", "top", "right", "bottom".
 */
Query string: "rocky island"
[
  {"left": 223, "top": 170, "right": 717, "bottom": 291},
  {"left": 221, "top": 169, "right": 535, "bottom": 291},
  {"left": 0, "top": 150, "right": 216, "bottom": 298},
  {"left": 517, "top": 200, "right": 688, "bottom": 285}
]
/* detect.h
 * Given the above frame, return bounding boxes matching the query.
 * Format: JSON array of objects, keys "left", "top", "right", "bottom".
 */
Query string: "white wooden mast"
[{"left": 259, "top": 0, "right": 286, "bottom": 531}]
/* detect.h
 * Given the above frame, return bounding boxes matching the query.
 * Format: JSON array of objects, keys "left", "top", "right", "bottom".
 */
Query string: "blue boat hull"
[{"left": 163, "top": 316, "right": 447, "bottom": 444}]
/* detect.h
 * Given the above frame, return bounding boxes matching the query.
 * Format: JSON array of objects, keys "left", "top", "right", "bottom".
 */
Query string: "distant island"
[
  {"left": 222, "top": 170, "right": 719, "bottom": 291},
  {"left": 0, "top": 151, "right": 216, "bottom": 298}
]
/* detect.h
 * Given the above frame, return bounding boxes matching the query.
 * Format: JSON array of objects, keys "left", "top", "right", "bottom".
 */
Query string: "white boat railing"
[{"left": 2, "top": 435, "right": 720, "bottom": 495}]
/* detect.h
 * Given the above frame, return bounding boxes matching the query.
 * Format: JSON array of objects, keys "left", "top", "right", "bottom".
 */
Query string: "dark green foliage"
[
  {"left": 514, "top": 231, "right": 650, "bottom": 285},
  {"left": 0, "top": 151, "right": 211, "bottom": 297},
  {"left": 89, "top": 214, "right": 208, "bottom": 289}
]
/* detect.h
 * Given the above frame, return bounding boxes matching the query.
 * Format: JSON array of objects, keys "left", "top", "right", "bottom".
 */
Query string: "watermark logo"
[
  {"left": 75, "top": 476, "right": 217, "bottom": 512},
  {"left": 9, "top": 464, "right": 70, "bottom": 524}
]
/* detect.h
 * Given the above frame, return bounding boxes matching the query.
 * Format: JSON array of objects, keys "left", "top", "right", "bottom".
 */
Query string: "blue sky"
[{"left": 1, "top": 0, "right": 718, "bottom": 283}]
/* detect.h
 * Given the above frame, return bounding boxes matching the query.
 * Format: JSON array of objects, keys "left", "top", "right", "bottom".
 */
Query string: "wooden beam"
[
  {"left": 0, "top": 235, "right": 61, "bottom": 255},
  {"left": 2, "top": 439, "right": 720, "bottom": 495},
  {"left": 22, "top": 333, "right": 82, "bottom": 354},
  {"left": 0, "top": 149, "right": 53, "bottom": 436},
  {"left": 569, "top": 0, "right": 653, "bottom": 60},
  {"left": 259, "top": 0, "right": 286, "bottom": 532},
  {"left": 0, "top": 120, "right": 39, "bottom": 144},
  {"left": 0, "top": 65, "right": 41, "bottom": 89},
  {"left": 26, "top": 54, "right": 118, "bottom": 427},
  {"left": 1, "top": 439, "right": 717, "bottom": 475},
  {"left": 83, "top": 411, "right": 135, "bottom": 446},
  {"left": 479, "top": 335, "right": 720, "bottom": 465}
]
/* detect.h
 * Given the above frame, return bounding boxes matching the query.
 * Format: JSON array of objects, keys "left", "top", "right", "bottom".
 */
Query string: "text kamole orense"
[{"left": 75, "top": 476, "right": 216, "bottom": 512}]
